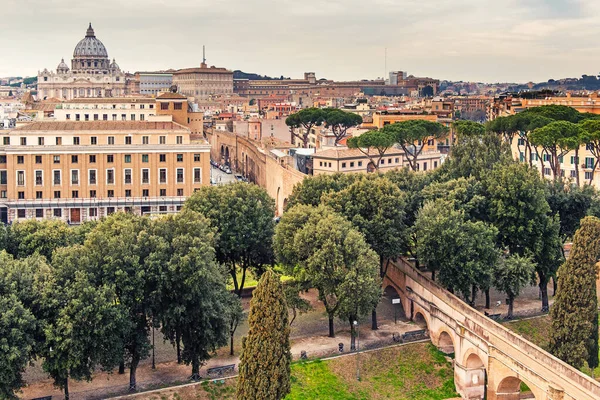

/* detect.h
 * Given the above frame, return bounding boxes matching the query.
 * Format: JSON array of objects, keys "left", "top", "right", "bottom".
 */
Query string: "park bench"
[
  {"left": 484, "top": 311, "right": 502, "bottom": 321},
  {"left": 401, "top": 329, "right": 428, "bottom": 343},
  {"left": 207, "top": 364, "right": 236, "bottom": 377}
]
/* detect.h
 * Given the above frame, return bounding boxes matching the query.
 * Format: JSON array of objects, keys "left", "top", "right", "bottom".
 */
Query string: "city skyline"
[{"left": 3, "top": 0, "right": 600, "bottom": 83}]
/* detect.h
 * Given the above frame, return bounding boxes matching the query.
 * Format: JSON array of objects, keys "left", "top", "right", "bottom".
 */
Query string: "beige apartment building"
[
  {"left": 173, "top": 62, "right": 234, "bottom": 99},
  {"left": 0, "top": 120, "right": 210, "bottom": 224}
]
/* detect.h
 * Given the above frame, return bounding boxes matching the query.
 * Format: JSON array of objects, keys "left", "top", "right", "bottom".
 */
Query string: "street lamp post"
[{"left": 354, "top": 320, "right": 360, "bottom": 381}]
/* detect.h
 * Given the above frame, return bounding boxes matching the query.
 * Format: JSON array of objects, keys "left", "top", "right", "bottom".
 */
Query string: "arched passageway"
[
  {"left": 496, "top": 376, "right": 537, "bottom": 399},
  {"left": 438, "top": 331, "right": 454, "bottom": 355},
  {"left": 414, "top": 311, "right": 428, "bottom": 329},
  {"left": 461, "top": 353, "right": 486, "bottom": 400},
  {"left": 383, "top": 285, "right": 407, "bottom": 323},
  {"left": 224, "top": 147, "right": 230, "bottom": 166}
]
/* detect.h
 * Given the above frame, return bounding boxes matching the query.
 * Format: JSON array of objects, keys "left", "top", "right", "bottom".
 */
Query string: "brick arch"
[
  {"left": 434, "top": 329, "right": 455, "bottom": 355},
  {"left": 495, "top": 375, "right": 540, "bottom": 400},
  {"left": 413, "top": 309, "right": 429, "bottom": 330},
  {"left": 383, "top": 285, "right": 407, "bottom": 321}
]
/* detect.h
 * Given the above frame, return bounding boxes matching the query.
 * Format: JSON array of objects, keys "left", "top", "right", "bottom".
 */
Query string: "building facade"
[
  {"left": 0, "top": 120, "right": 210, "bottom": 223},
  {"left": 37, "top": 24, "right": 136, "bottom": 100},
  {"left": 173, "top": 62, "right": 234, "bottom": 99},
  {"left": 135, "top": 71, "right": 174, "bottom": 96}
]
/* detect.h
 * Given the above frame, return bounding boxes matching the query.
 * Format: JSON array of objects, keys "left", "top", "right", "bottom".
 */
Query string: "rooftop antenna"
[
  {"left": 203, "top": 45, "right": 206, "bottom": 65},
  {"left": 385, "top": 47, "right": 387, "bottom": 82}
]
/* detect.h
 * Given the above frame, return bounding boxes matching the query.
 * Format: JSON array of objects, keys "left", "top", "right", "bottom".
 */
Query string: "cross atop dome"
[{"left": 86, "top": 23, "right": 95, "bottom": 38}]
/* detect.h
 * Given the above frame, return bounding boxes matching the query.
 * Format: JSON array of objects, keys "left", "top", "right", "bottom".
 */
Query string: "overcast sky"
[{"left": 2, "top": 0, "right": 600, "bottom": 83}]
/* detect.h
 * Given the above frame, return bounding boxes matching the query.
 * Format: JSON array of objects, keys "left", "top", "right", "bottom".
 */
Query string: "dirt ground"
[{"left": 19, "top": 279, "right": 552, "bottom": 400}]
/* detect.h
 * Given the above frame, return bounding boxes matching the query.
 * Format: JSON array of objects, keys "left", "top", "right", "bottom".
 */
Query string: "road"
[{"left": 210, "top": 165, "right": 237, "bottom": 185}]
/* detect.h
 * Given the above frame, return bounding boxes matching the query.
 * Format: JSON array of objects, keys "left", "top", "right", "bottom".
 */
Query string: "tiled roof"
[
  {"left": 313, "top": 147, "right": 403, "bottom": 160},
  {"left": 174, "top": 66, "right": 232, "bottom": 75},
  {"left": 156, "top": 92, "right": 187, "bottom": 100},
  {"left": 13, "top": 121, "right": 186, "bottom": 131}
]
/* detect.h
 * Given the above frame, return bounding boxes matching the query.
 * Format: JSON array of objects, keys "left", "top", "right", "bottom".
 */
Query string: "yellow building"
[
  {"left": 0, "top": 119, "right": 210, "bottom": 223},
  {"left": 517, "top": 93, "right": 600, "bottom": 115}
]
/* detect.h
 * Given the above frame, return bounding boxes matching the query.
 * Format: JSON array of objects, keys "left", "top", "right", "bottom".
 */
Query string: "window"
[
  {"left": 121, "top": 114, "right": 126, "bottom": 121},
  {"left": 161, "top": 102, "right": 169, "bottom": 110},
  {"left": 518, "top": 138, "right": 525, "bottom": 146},
  {"left": 20, "top": 137, "right": 26, "bottom": 146},
  {"left": 53, "top": 208, "right": 62, "bottom": 217},
  {"left": 71, "top": 170, "right": 79, "bottom": 185},
  {"left": 36, "top": 209, "right": 43, "bottom": 218},
  {"left": 2, "top": 137, "right": 8, "bottom": 145},
  {"left": 125, "top": 136, "right": 132, "bottom": 145},
  {"left": 125, "top": 189, "right": 131, "bottom": 197},
  {"left": 587, "top": 143, "right": 594, "bottom": 151},
  {"left": 38, "top": 137, "right": 44, "bottom": 145},
  {"left": 84, "top": 114, "right": 89, "bottom": 121},
  {"left": 122, "top": 154, "right": 131, "bottom": 164},
  {"left": 17, "top": 171, "right": 24, "bottom": 186},
  {"left": 89, "top": 155, "right": 96, "bottom": 163},
  {"left": 35, "top": 155, "right": 42, "bottom": 164},
  {"left": 54, "top": 191, "right": 61, "bottom": 199},
  {"left": 159, "top": 136, "right": 166, "bottom": 144},
  {"left": 0, "top": 155, "right": 6, "bottom": 163},
  {"left": 88, "top": 170, "right": 96, "bottom": 185},
  {"left": 585, "top": 157, "right": 595, "bottom": 169},
  {"left": 342, "top": 162, "right": 346, "bottom": 168},
  {"left": 0, "top": 170, "right": 6, "bottom": 185},
  {"left": 423, "top": 162, "right": 428, "bottom": 171},
  {"left": 177, "top": 188, "right": 184, "bottom": 196},
  {"left": 142, "top": 169, "right": 149, "bottom": 184},
  {"left": 350, "top": 162, "right": 355, "bottom": 167},
  {"left": 380, "top": 159, "right": 384, "bottom": 165},
  {"left": 36, "top": 191, "right": 42, "bottom": 199},
  {"left": 358, "top": 161, "right": 362, "bottom": 167},
  {"left": 160, "top": 154, "right": 166, "bottom": 162},
  {"left": 160, "top": 189, "right": 166, "bottom": 196},
  {"left": 35, "top": 170, "right": 43, "bottom": 185},
  {"left": 107, "top": 207, "right": 115, "bottom": 215},
  {"left": 319, "top": 161, "right": 323, "bottom": 167},
  {"left": 56, "top": 137, "right": 62, "bottom": 145},
  {"left": 108, "top": 136, "right": 115, "bottom": 145},
  {"left": 328, "top": 163, "right": 331, "bottom": 167},
  {"left": 176, "top": 136, "right": 183, "bottom": 144},
  {"left": 193, "top": 168, "right": 201, "bottom": 183},
  {"left": 388, "top": 158, "right": 392, "bottom": 163},
  {"left": 142, "top": 136, "right": 149, "bottom": 145},
  {"left": 124, "top": 169, "right": 132, "bottom": 184},
  {"left": 93, "top": 114, "right": 98, "bottom": 121},
  {"left": 90, "top": 190, "right": 96, "bottom": 198},
  {"left": 18, "top": 191, "right": 24, "bottom": 199},
  {"left": 103, "top": 114, "right": 108, "bottom": 121},
  {"left": 544, "top": 167, "right": 551, "bottom": 176},
  {"left": 91, "top": 136, "right": 97, "bottom": 145},
  {"left": 107, "top": 190, "right": 114, "bottom": 198},
  {"left": 1, "top": 191, "right": 6, "bottom": 199},
  {"left": 159, "top": 168, "right": 167, "bottom": 184},
  {"left": 17, "top": 209, "right": 25, "bottom": 218},
  {"left": 112, "top": 114, "right": 117, "bottom": 121},
  {"left": 177, "top": 154, "right": 183, "bottom": 162},
  {"left": 66, "top": 114, "right": 70, "bottom": 120},
  {"left": 142, "top": 154, "right": 149, "bottom": 163},
  {"left": 174, "top": 102, "right": 183, "bottom": 110},
  {"left": 130, "top": 115, "right": 135, "bottom": 121},
  {"left": 73, "top": 137, "right": 80, "bottom": 145},
  {"left": 142, "top": 189, "right": 149, "bottom": 197},
  {"left": 176, "top": 168, "right": 184, "bottom": 183},
  {"left": 570, "top": 155, "right": 579, "bottom": 164},
  {"left": 558, "top": 155, "right": 563, "bottom": 164},
  {"left": 140, "top": 114, "right": 145, "bottom": 121},
  {"left": 107, "top": 155, "right": 114, "bottom": 163},
  {"left": 89, "top": 208, "right": 97, "bottom": 217},
  {"left": 194, "top": 154, "right": 201, "bottom": 162},
  {"left": 72, "top": 190, "right": 79, "bottom": 198},
  {"left": 585, "top": 171, "right": 593, "bottom": 181},
  {"left": 17, "top": 156, "right": 24, "bottom": 164},
  {"left": 159, "top": 206, "right": 167, "bottom": 212},
  {"left": 434, "top": 161, "right": 438, "bottom": 168},
  {"left": 395, "top": 158, "right": 399, "bottom": 163},
  {"left": 106, "top": 169, "right": 114, "bottom": 184},
  {"left": 71, "top": 155, "right": 78, "bottom": 163},
  {"left": 54, "top": 155, "right": 60, "bottom": 164}
]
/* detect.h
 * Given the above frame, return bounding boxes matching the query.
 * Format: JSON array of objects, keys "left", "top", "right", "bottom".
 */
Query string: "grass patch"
[
  {"left": 226, "top": 267, "right": 293, "bottom": 290},
  {"left": 502, "top": 315, "right": 552, "bottom": 350}
]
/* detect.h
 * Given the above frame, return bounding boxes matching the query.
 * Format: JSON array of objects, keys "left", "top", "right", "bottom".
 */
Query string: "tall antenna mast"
[
  {"left": 203, "top": 45, "right": 206, "bottom": 65},
  {"left": 385, "top": 47, "right": 387, "bottom": 82}
]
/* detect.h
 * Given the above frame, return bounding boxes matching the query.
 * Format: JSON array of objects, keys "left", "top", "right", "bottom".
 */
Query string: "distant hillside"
[{"left": 233, "top": 70, "right": 289, "bottom": 80}]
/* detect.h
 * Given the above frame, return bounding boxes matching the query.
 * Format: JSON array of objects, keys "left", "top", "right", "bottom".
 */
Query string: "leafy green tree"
[
  {"left": 385, "top": 119, "right": 448, "bottom": 171},
  {"left": 549, "top": 217, "right": 600, "bottom": 370},
  {"left": 324, "top": 177, "right": 406, "bottom": 330},
  {"left": 41, "top": 262, "right": 126, "bottom": 399},
  {"left": 7, "top": 219, "right": 75, "bottom": 260},
  {"left": 487, "top": 163, "right": 562, "bottom": 311},
  {"left": 285, "top": 173, "right": 364, "bottom": 210},
  {"left": 487, "top": 115, "right": 519, "bottom": 142},
  {"left": 236, "top": 270, "right": 291, "bottom": 400},
  {"left": 580, "top": 119, "right": 600, "bottom": 183},
  {"left": 274, "top": 205, "right": 380, "bottom": 337},
  {"left": 523, "top": 104, "right": 582, "bottom": 123},
  {"left": 347, "top": 129, "right": 396, "bottom": 171},
  {"left": 283, "top": 280, "right": 312, "bottom": 326},
  {"left": 146, "top": 210, "right": 237, "bottom": 371},
  {"left": 323, "top": 108, "right": 363, "bottom": 145},
  {"left": 529, "top": 120, "right": 584, "bottom": 181},
  {"left": 493, "top": 255, "right": 536, "bottom": 319},
  {"left": 0, "top": 294, "right": 36, "bottom": 399},
  {"left": 185, "top": 183, "right": 275, "bottom": 295},
  {"left": 421, "top": 177, "right": 488, "bottom": 223},
  {"left": 453, "top": 120, "right": 485, "bottom": 140},
  {"left": 285, "top": 107, "right": 326, "bottom": 148},
  {"left": 546, "top": 180, "right": 595, "bottom": 243},
  {"left": 83, "top": 213, "right": 153, "bottom": 391},
  {"left": 415, "top": 199, "right": 499, "bottom": 304}
]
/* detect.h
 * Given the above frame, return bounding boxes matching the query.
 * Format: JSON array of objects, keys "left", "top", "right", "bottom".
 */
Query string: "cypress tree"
[
  {"left": 236, "top": 270, "right": 291, "bottom": 400},
  {"left": 549, "top": 216, "right": 600, "bottom": 369}
]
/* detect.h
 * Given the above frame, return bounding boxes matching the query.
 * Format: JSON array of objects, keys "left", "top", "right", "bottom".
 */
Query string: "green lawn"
[
  {"left": 226, "top": 267, "right": 293, "bottom": 291},
  {"left": 286, "top": 343, "right": 457, "bottom": 400}
]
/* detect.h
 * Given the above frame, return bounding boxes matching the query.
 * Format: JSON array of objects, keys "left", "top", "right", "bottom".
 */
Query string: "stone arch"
[
  {"left": 276, "top": 187, "right": 282, "bottom": 216},
  {"left": 282, "top": 198, "right": 288, "bottom": 211},
  {"left": 224, "top": 147, "right": 230, "bottom": 166},
  {"left": 459, "top": 352, "right": 487, "bottom": 400},
  {"left": 383, "top": 285, "right": 407, "bottom": 321},
  {"left": 414, "top": 310, "right": 428, "bottom": 330},
  {"left": 367, "top": 161, "right": 376, "bottom": 173},
  {"left": 496, "top": 376, "right": 538, "bottom": 399},
  {"left": 436, "top": 330, "right": 455, "bottom": 355},
  {"left": 220, "top": 145, "right": 225, "bottom": 161}
]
